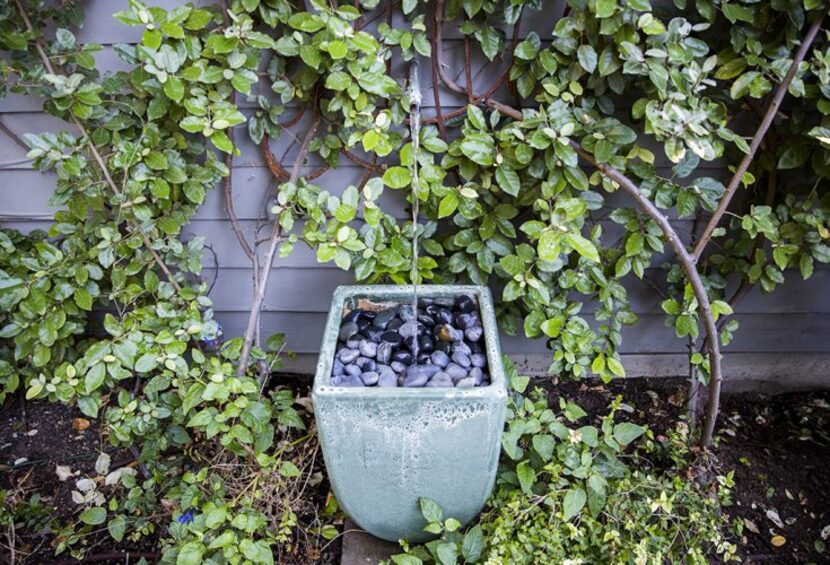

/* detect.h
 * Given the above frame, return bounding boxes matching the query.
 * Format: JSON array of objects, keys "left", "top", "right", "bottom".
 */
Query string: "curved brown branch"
[
  {"left": 261, "top": 135, "right": 290, "bottom": 180},
  {"left": 224, "top": 128, "right": 254, "bottom": 261},
  {"left": 341, "top": 148, "right": 383, "bottom": 172},
  {"left": 691, "top": 11, "right": 826, "bottom": 263},
  {"left": 572, "top": 143, "right": 724, "bottom": 447}
]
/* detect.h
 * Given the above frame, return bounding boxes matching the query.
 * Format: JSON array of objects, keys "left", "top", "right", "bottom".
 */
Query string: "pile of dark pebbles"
[{"left": 330, "top": 295, "right": 489, "bottom": 388}]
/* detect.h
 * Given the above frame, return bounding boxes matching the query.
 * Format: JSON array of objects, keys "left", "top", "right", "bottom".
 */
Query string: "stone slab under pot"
[{"left": 312, "top": 285, "right": 508, "bottom": 542}]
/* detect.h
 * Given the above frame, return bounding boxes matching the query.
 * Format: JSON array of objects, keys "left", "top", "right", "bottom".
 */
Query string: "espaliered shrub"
[{"left": 0, "top": 0, "right": 828, "bottom": 561}]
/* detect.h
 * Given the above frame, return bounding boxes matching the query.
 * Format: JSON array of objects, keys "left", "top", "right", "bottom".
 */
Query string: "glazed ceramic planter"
[{"left": 312, "top": 285, "right": 507, "bottom": 542}]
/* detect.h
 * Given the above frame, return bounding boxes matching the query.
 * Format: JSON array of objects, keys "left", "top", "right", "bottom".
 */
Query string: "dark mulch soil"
[
  {"left": 2, "top": 377, "right": 828, "bottom": 564},
  {"left": 534, "top": 376, "right": 830, "bottom": 564}
]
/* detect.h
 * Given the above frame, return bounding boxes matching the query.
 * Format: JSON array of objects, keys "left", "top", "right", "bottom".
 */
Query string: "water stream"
[{"left": 408, "top": 59, "right": 422, "bottom": 360}]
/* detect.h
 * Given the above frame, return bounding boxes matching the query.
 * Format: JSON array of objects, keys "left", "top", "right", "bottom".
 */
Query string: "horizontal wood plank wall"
[{"left": 1, "top": 0, "right": 828, "bottom": 380}]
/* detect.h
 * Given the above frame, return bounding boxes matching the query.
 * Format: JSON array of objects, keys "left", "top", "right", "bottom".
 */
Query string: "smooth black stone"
[
  {"left": 470, "top": 353, "right": 487, "bottom": 368},
  {"left": 435, "top": 341, "right": 452, "bottom": 354},
  {"left": 455, "top": 376, "right": 477, "bottom": 387},
  {"left": 360, "top": 327, "right": 383, "bottom": 343},
  {"left": 356, "top": 357, "right": 376, "bottom": 372},
  {"left": 452, "top": 341, "right": 472, "bottom": 356},
  {"left": 387, "top": 318, "right": 404, "bottom": 331},
  {"left": 403, "top": 335, "right": 416, "bottom": 352},
  {"left": 418, "top": 335, "right": 434, "bottom": 354},
  {"left": 338, "top": 348, "right": 359, "bottom": 364},
  {"left": 465, "top": 326, "right": 483, "bottom": 342},
  {"left": 339, "top": 322, "right": 359, "bottom": 341},
  {"left": 391, "top": 361, "right": 407, "bottom": 373},
  {"left": 392, "top": 351, "right": 413, "bottom": 365},
  {"left": 332, "top": 359, "right": 345, "bottom": 376},
  {"left": 417, "top": 353, "right": 431, "bottom": 364},
  {"left": 398, "top": 320, "right": 419, "bottom": 338},
  {"left": 339, "top": 374, "right": 364, "bottom": 387},
  {"left": 434, "top": 298, "right": 454, "bottom": 307},
  {"left": 420, "top": 297, "right": 435, "bottom": 306},
  {"left": 360, "top": 371, "right": 379, "bottom": 386},
  {"left": 397, "top": 304, "right": 416, "bottom": 321},
  {"left": 445, "top": 363, "right": 467, "bottom": 380},
  {"left": 457, "top": 313, "right": 480, "bottom": 330},
  {"left": 381, "top": 331, "right": 403, "bottom": 345},
  {"left": 452, "top": 352, "right": 471, "bottom": 368},
  {"left": 346, "top": 338, "right": 361, "bottom": 349},
  {"left": 372, "top": 309, "right": 396, "bottom": 329},
  {"left": 434, "top": 308, "right": 453, "bottom": 326},
  {"left": 378, "top": 372, "right": 398, "bottom": 387},
  {"left": 344, "top": 364, "right": 361, "bottom": 377},
  {"left": 430, "top": 350, "right": 450, "bottom": 368},
  {"left": 417, "top": 314, "right": 435, "bottom": 327},
  {"left": 376, "top": 342, "right": 394, "bottom": 364},
  {"left": 356, "top": 318, "right": 371, "bottom": 332},
  {"left": 343, "top": 310, "right": 363, "bottom": 324},
  {"left": 359, "top": 339, "right": 377, "bottom": 358},
  {"left": 469, "top": 342, "right": 483, "bottom": 355},
  {"left": 454, "top": 295, "right": 476, "bottom": 314}
]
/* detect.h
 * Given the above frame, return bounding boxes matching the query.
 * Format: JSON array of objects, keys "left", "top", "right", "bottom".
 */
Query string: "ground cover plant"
[{"left": 1, "top": 0, "right": 829, "bottom": 561}]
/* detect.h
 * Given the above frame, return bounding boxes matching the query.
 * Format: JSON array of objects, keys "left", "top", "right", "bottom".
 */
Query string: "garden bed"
[{"left": 3, "top": 376, "right": 827, "bottom": 563}]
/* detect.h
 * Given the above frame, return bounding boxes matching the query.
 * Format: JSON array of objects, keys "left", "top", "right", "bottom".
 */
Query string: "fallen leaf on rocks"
[
  {"left": 744, "top": 518, "right": 760, "bottom": 534},
  {"left": 72, "top": 418, "right": 90, "bottom": 431},
  {"left": 771, "top": 535, "right": 786, "bottom": 547},
  {"left": 766, "top": 508, "right": 784, "bottom": 528},
  {"left": 55, "top": 465, "right": 73, "bottom": 481}
]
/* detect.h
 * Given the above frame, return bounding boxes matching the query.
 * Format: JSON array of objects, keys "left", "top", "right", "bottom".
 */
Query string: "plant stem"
[
  {"left": 691, "top": 11, "right": 826, "bottom": 263},
  {"left": 236, "top": 114, "right": 322, "bottom": 377}
]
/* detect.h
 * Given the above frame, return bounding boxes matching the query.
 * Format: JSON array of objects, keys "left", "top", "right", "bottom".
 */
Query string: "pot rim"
[{"left": 312, "top": 284, "right": 507, "bottom": 399}]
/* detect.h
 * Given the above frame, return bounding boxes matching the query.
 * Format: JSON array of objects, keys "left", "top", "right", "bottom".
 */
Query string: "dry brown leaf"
[
  {"left": 72, "top": 418, "right": 90, "bottom": 431},
  {"left": 744, "top": 518, "right": 760, "bottom": 534}
]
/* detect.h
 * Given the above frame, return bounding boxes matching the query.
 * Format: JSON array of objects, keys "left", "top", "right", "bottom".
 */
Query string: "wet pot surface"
[{"left": 312, "top": 285, "right": 507, "bottom": 542}]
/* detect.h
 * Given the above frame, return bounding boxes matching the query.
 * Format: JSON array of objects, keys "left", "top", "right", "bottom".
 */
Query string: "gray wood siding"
[{"left": 1, "top": 0, "right": 828, "bottom": 370}]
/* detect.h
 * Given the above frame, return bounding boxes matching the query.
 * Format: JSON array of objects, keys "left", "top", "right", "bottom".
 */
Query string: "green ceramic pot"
[{"left": 312, "top": 285, "right": 507, "bottom": 542}]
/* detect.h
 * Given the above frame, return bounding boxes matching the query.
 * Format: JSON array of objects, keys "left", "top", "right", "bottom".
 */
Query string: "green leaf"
[
  {"left": 613, "top": 422, "right": 646, "bottom": 445},
  {"left": 495, "top": 166, "right": 520, "bottom": 196},
  {"left": 516, "top": 460, "right": 536, "bottom": 493},
  {"left": 134, "top": 353, "right": 158, "bottom": 373},
  {"left": 577, "top": 45, "right": 598, "bottom": 73},
  {"left": 85, "top": 362, "right": 106, "bottom": 394},
  {"left": 108, "top": 515, "right": 127, "bottom": 541},
  {"left": 382, "top": 166, "right": 411, "bottom": 189},
  {"left": 240, "top": 539, "right": 274, "bottom": 564},
  {"left": 438, "top": 192, "right": 458, "bottom": 218},
  {"left": 538, "top": 231, "right": 560, "bottom": 262},
  {"left": 566, "top": 232, "right": 600, "bottom": 262},
  {"left": 80, "top": 507, "right": 106, "bottom": 525},
  {"left": 532, "top": 434, "right": 555, "bottom": 461},
  {"left": 461, "top": 524, "right": 485, "bottom": 562},
  {"left": 177, "top": 541, "right": 205, "bottom": 565},
  {"left": 563, "top": 487, "right": 586, "bottom": 521},
  {"left": 279, "top": 461, "right": 301, "bottom": 477},
  {"left": 419, "top": 497, "right": 443, "bottom": 523},
  {"left": 436, "top": 542, "right": 457, "bottom": 565},
  {"left": 596, "top": 0, "right": 617, "bottom": 17},
  {"left": 460, "top": 133, "right": 495, "bottom": 166},
  {"left": 163, "top": 77, "right": 184, "bottom": 102},
  {"left": 74, "top": 287, "right": 93, "bottom": 310}
]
